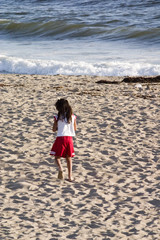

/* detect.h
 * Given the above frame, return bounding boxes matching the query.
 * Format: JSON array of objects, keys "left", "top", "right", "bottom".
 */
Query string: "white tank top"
[{"left": 54, "top": 114, "right": 76, "bottom": 137}]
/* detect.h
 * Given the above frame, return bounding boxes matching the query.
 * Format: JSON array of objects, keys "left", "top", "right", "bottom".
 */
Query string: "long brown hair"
[{"left": 55, "top": 98, "right": 73, "bottom": 123}]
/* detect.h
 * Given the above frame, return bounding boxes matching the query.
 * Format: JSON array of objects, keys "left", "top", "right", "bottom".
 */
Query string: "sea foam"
[{"left": 0, "top": 55, "right": 160, "bottom": 76}]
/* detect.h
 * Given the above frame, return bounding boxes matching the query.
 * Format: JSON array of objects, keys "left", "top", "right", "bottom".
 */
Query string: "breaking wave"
[{"left": 1, "top": 55, "right": 160, "bottom": 76}]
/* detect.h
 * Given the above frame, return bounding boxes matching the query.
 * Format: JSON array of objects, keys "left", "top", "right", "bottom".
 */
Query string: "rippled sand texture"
[{"left": 0, "top": 74, "right": 160, "bottom": 240}]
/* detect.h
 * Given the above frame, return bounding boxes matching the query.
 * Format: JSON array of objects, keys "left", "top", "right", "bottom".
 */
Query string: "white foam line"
[{"left": 0, "top": 55, "right": 160, "bottom": 76}]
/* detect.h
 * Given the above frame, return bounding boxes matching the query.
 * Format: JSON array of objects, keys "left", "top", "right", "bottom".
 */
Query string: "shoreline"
[
  {"left": 1, "top": 72, "right": 160, "bottom": 82},
  {"left": 1, "top": 73, "right": 160, "bottom": 239}
]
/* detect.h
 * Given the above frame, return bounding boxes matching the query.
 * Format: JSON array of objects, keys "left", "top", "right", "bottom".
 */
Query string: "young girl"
[{"left": 50, "top": 98, "right": 77, "bottom": 182}]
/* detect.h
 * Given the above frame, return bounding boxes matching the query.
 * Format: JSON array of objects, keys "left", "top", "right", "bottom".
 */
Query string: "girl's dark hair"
[{"left": 55, "top": 98, "right": 73, "bottom": 123}]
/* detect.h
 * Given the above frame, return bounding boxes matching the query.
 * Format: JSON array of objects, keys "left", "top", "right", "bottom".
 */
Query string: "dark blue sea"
[{"left": 0, "top": 0, "right": 160, "bottom": 76}]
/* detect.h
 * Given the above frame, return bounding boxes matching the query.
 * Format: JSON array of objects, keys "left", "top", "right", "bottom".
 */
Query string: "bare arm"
[
  {"left": 74, "top": 118, "right": 77, "bottom": 131},
  {"left": 52, "top": 119, "right": 57, "bottom": 132}
]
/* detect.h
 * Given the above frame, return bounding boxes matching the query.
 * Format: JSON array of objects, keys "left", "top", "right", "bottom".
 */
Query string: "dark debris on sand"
[
  {"left": 96, "top": 75, "right": 160, "bottom": 84},
  {"left": 123, "top": 75, "right": 160, "bottom": 83}
]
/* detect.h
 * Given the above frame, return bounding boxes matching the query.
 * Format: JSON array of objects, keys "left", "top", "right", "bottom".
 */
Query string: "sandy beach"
[{"left": 0, "top": 73, "right": 160, "bottom": 240}]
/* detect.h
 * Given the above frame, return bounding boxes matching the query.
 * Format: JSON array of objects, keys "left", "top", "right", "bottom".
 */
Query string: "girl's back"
[{"left": 55, "top": 114, "right": 76, "bottom": 137}]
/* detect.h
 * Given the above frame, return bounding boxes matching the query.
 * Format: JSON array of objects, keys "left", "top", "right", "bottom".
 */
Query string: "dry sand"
[{"left": 0, "top": 74, "right": 160, "bottom": 239}]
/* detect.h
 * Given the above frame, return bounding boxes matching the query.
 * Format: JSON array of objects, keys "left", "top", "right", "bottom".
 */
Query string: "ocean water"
[{"left": 0, "top": 0, "right": 160, "bottom": 76}]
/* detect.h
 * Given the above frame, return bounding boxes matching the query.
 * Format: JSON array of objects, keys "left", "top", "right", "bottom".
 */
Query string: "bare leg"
[
  {"left": 66, "top": 156, "right": 72, "bottom": 181},
  {"left": 55, "top": 156, "right": 63, "bottom": 171},
  {"left": 55, "top": 156, "right": 63, "bottom": 179}
]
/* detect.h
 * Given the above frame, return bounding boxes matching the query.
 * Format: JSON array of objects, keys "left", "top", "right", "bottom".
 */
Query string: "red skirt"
[{"left": 50, "top": 136, "right": 75, "bottom": 158}]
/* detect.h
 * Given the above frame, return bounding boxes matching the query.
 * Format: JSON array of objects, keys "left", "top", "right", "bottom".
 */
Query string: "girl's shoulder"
[
  {"left": 72, "top": 114, "right": 77, "bottom": 119},
  {"left": 54, "top": 114, "right": 58, "bottom": 121},
  {"left": 54, "top": 114, "right": 76, "bottom": 122}
]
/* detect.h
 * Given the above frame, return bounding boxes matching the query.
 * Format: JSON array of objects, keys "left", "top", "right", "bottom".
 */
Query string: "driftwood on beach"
[
  {"left": 96, "top": 80, "right": 120, "bottom": 84},
  {"left": 122, "top": 75, "right": 160, "bottom": 83},
  {"left": 96, "top": 75, "right": 160, "bottom": 84}
]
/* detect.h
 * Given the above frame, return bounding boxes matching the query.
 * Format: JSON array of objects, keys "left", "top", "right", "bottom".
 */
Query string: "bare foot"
[
  {"left": 58, "top": 171, "right": 63, "bottom": 180},
  {"left": 67, "top": 178, "right": 74, "bottom": 182}
]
